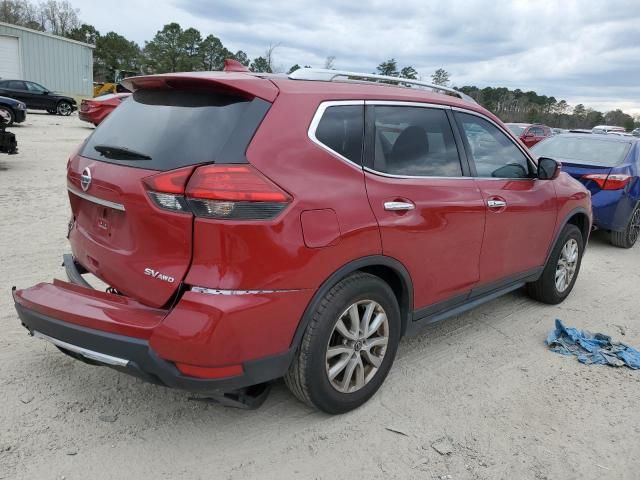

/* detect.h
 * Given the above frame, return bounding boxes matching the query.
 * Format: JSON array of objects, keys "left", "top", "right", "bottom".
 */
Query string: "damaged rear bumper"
[{"left": 12, "top": 256, "right": 306, "bottom": 404}]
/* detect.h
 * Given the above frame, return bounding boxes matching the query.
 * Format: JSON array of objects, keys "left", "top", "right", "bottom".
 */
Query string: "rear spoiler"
[{"left": 121, "top": 71, "right": 279, "bottom": 102}]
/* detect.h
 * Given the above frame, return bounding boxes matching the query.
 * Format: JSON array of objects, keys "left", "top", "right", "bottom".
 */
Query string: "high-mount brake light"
[
  {"left": 142, "top": 164, "right": 291, "bottom": 220},
  {"left": 582, "top": 173, "right": 632, "bottom": 190}
]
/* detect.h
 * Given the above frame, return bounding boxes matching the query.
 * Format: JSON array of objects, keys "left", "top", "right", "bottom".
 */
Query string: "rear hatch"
[{"left": 67, "top": 76, "right": 275, "bottom": 308}]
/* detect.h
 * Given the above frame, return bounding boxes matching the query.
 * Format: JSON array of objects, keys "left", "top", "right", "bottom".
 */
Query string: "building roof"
[{"left": 0, "top": 21, "right": 95, "bottom": 48}]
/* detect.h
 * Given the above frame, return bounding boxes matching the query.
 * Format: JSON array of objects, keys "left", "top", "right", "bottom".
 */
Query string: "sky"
[{"left": 72, "top": 0, "right": 640, "bottom": 116}]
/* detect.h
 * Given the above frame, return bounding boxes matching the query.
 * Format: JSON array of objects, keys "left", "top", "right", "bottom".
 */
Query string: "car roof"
[
  {"left": 269, "top": 76, "right": 503, "bottom": 122},
  {"left": 556, "top": 133, "right": 639, "bottom": 143}
]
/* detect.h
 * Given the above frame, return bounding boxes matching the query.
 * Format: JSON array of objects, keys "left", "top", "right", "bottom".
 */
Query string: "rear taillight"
[
  {"left": 143, "top": 164, "right": 291, "bottom": 220},
  {"left": 582, "top": 173, "right": 632, "bottom": 190},
  {"left": 143, "top": 166, "right": 194, "bottom": 213}
]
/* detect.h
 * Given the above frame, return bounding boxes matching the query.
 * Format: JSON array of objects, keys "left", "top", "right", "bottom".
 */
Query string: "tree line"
[
  {"left": 1, "top": 0, "right": 638, "bottom": 129},
  {"left": 456, "top": 85, "right": 639, "bottom": 130}
]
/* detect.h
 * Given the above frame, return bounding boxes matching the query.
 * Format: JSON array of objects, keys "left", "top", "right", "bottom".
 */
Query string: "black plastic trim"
[
  {"left": 290, "top": 255, "right": 414, "bottom": 349},
  {"left": 217, "top": 97, "right": 271, "bottom": 164},
  {"left": 407, "top": 267, "right": 543, "bottom": 336},
  {"left": 545, "top": 207, "right": 592, "bottom": 264}
]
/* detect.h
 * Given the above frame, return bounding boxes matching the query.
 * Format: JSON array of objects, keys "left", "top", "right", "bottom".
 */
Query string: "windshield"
[
  {"left": 532, "top": 136, "right": 631, "bottom": 167},
  {"left": 81, "top": 89, "right": 250, "bottom": 170},
  {"left": 507, "top": 125, "right": 525, "bottom": 136}
]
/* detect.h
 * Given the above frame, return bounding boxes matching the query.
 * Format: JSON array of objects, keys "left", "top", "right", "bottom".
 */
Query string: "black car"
[
  {"left": 0, "top": 80, "right": 77, "bottom": 116},
  {"left": 0, "top": 95, "right": 27, "bottom": 126}
]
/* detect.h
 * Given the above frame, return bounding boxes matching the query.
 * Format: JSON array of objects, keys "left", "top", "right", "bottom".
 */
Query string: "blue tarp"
[{"left": 546, "top": 319, "right": 640, "bottom": 369}]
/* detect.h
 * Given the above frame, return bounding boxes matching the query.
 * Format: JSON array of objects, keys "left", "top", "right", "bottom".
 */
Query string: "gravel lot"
[{"left": 1, "top": 113, "right": 639, "bottom": 480}]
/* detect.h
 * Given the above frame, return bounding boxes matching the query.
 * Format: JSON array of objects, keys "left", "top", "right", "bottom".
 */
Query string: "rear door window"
[
  {"left": 369, "top": 106, "right": 462, "bottom": 177},
  {"left": 7, "top": 81, "right": 26, "bottom": 90},
  {"left": 81, "top": 89, "right": 256, "bottom": 170}
]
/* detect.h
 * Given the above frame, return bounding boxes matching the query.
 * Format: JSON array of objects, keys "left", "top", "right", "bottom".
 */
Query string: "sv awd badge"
[{"left": 144, "top": 268, "right": 175, "bottom": 283}]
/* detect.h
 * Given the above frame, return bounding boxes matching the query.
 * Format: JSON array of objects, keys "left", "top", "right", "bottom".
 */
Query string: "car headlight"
[{"left": 17, "top": 102, "right": 26, "bottom": 110}]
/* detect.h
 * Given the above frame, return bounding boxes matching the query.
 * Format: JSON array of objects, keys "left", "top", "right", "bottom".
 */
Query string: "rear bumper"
[
  {"left": 13, "top": 295, "right": 293, "bottom": 392},
  {"left": 592, "top": 190, "right": 638, "bottom": 231},
  {"left": 12, "top": 255, "right": 310, "bottom": 394}
]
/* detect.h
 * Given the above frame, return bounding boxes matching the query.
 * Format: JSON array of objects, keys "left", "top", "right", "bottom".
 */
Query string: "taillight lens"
[
  {"left": 143, "top": 166, "right": 194, "bottom": 213},
  {"left": 582, "top": 173, "right": 632, "bottom": 190},
  {"left": 143, "top": 164, "right": 291, "bottom": 220}
]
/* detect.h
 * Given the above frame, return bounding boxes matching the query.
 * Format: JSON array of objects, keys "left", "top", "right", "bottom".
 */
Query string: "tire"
[
  {"left": 0, "top": 106, "right": 14, "bottom": 126},
  {"left": 285, "top": 272, "right": 401, "bottom": 414},
  {"left": 56, "top": 101, "right": 73, "bottom": 116},
  {"left": 610, "top": 205, "right": 640, "bottom": 249},
  {"left": 526, "top": 224, "right": 584, "bottom": 304}
]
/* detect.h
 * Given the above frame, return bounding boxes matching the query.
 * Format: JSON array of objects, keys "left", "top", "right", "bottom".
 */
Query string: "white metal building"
[{"left": 0, "top": 21, "right": 94, "bottom": 97}]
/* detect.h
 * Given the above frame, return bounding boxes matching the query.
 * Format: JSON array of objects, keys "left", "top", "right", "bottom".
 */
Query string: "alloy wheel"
[
  {"left": 555, "top": 238, "right": 579, "bottom": 293},
  {"left": 57, "top": 102, "right": 72, "bottom": 115},
  {"left": 325, "top": 300, "right": 389, "bottom": 394}
]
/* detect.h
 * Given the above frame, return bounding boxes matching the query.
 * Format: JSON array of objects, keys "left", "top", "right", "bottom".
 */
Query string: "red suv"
[
  {"left": 506, "top": 123, "right": 553, "bottom": 148},
  {"left": 13, "top": 63, "right": 592, "bottom": 413}
]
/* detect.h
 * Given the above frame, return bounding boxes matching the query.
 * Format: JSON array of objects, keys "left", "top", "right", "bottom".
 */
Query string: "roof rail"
[{"left": 288, "top": 68, "right": 477, "bottom": 104}]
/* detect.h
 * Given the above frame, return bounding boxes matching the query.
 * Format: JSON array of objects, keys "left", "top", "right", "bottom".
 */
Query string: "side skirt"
[{"left": 405, "top": 267, "right": 543, "bottom": 337}]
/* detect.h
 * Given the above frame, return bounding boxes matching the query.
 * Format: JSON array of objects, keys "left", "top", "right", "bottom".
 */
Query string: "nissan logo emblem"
[{"left": 80, "top": 167, "right": 92, "bottom": 191}]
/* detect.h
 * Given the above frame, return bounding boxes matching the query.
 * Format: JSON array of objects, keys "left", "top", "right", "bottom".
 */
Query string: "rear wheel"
[
  {"left": 527, "top": 224, "right": 584, "bottom": 304},
  {"left": 0, "top": 106, "right": 14, "bottom": 126},
  {"left": 57, "top": 101, "right": 73, "bottom": 116},
  {"left": 610, "top": 205, "right": 640, "bottom": 249},
  {"left": 285, "top": 272, "right": 401, "bottom": 414}
]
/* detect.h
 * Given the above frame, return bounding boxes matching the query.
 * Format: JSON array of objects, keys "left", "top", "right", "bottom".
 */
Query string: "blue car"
[
  {"left": 532, "top": 133, "right": 640, "bottom": 248},
  {"left": 0, "top": 95, "right": 27, "bottom": 126}
]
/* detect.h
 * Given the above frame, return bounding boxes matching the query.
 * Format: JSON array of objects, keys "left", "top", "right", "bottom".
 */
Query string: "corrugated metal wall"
[{"left": 0, "top": 22, "right": 93, "bottom": 97}]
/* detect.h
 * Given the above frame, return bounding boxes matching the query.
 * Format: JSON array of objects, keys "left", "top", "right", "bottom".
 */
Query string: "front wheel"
[
  {"left": 0, "top": 106, "right": 14, "bottom": 126},
  {"left": 610, "top": 205, "right": 640, "bottom": 249},
  {"left": 57, "top": 101, "right": 73, "bottom": 116},
  {"left": 527, "top": 224, "right": 584, "bottom": 304},
  {"left": 285, "top": 272, "right": 401, "bottom": 414}
]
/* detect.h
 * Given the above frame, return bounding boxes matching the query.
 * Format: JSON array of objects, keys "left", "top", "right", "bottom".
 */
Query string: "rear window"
[
  {"left": 81, "top": 90, "right": 251, "bottom": 170},
  {"left": 532, "top": 136, "right": 631, "bottom": 166}
]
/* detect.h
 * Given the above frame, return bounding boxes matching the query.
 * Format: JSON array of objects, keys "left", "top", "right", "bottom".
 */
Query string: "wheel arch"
[
  {"left": 290, "top": 255, "right": 414, "bottom": 351},
  {"left": 545, "top": 207, "right": 591, "bottom": 266}
]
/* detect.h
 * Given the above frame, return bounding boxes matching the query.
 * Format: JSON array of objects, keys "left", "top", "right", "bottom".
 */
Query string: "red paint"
[
  {"left": 79, "top": 93, "right": 130, "bottom": 126},
  {"left": 67, "top": 157, "right": 193, "bottom": 308},
  {"left": 300, "top": 209, "right": 341, "bottom": 248},
  {"left": 14, "top": 280, "right": 165, "bottom": 339},
  {"left": 15, "top": 69, "right": 592, "bottom": 384},
  {"left": 175, "top": 362, "right": 243, "bottom": 379}
]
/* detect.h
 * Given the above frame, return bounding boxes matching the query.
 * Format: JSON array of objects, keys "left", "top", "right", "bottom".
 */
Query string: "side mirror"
[
  {"left": 538, "top": 157, "right": 560, "bottom": 180},
  {"left": 43, "top": 91, "right": 50, "bottom": 95}
]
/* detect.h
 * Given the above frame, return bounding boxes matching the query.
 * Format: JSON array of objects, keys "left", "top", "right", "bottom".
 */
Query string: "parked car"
[
  {"left": 12, "top": 65, "right": 592, "bottom": 414},
  {"left": 532, "top": 133, "right": 639, "bottom": 248},
  {"left": 631, "top": 128, "right": 640, "bottom": 137},
  {"left": 592, "top": 125, "right": 626, "bottom": 135},
  {"left": 505, "top": 123, "right": 553, "bottom": 147},
  {"left": 0, "top": 95, "right": 27, "bottom": 126},
  {"left": 79, "top": 93, "right": 131, "bottom": 126},
  {"left": 0, "top": 79, "right": 77, "bottom": 115}
]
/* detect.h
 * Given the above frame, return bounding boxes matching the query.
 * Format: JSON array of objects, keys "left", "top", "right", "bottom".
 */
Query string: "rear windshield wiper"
[{"left": 93, "top": 144, "right": 152, "bottom": 160}]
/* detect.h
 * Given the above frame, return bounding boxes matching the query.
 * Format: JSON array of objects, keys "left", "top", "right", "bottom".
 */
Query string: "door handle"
[
  {"left": 384, "top": 201, "right": 415, "bottom": 211},
  {"left": 487, "top": 199, "right": 507, "bottom": 209}
]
